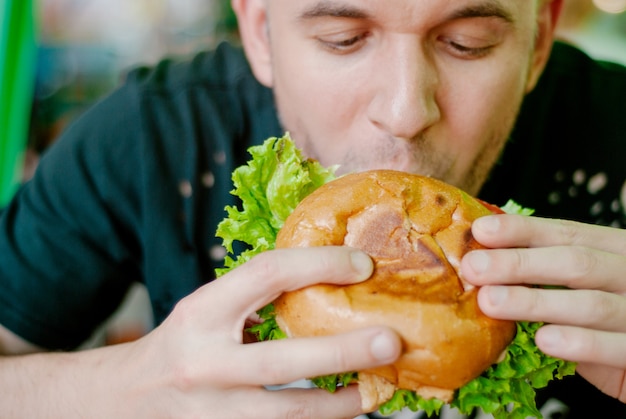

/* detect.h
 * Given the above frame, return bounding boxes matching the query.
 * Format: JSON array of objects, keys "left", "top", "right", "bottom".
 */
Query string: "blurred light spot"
[
  {"left": 214, "top": 151, "right": 226, "bottom": 165},
  {"left": 611, "top": 199, "right": 621, "bottom": 213},
  {"left": 179, "top": 180, "right": 193, "bottom": 198},
  {"left": 548, "top": 191, "right": 561, "bottom": 205},
  {"left": 593, "top": 0, "right": 626, "bottom": 13},
  {"left": 209, "top": 245, "right": 227, "bottom": 261},
  {"left": 573, "top": 169, "right": 586, "bottom": 185},
  {"left": 587, "top": 172, "right": 608, "bottom": 194},
  {"left": 202, "top": 171, "right": 215, "bottom": 188},
  {"left": 554, "top": 170, "right": 566, "bottom": 182},
  {"left": 590, "top": 201, "right": 604, "bottom": 216}
]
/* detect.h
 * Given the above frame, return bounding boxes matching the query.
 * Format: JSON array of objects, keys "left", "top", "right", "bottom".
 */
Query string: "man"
[{"left": 0, "top": 0, "right": 624, "bottom": 417}]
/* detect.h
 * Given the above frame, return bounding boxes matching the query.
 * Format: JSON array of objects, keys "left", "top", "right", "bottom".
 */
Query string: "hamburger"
[
  {"left": 216, "top": 134, "right": 575, "bottom": 418},
  {"left": 273, "top": 169, "right": 516, "bottom": 410}
]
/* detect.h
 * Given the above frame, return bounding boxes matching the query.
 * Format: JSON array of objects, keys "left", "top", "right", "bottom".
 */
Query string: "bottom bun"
[{"left": 274, "top": 170, "right": 516, "bottom": 408}]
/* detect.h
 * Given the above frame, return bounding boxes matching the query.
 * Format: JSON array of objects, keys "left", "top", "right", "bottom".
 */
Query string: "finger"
[
  {"left": 535, "top": 325, "right": 626, "bottom": 370},
  {"left": 199, "top": 247, "right": 373, "bottom": 323},
  {"left": 252, "top": 386, "right": 365, "bottom": 419},
  {"left": 575, "top": 362, "right": 626, "bottom": 402},
  {"left": 462, "top": 246, "right": 626, "bottom": 293},
  {"left": 471, "top": 214, "right": 626, "bottom": 255},
  {"left": 476, "top": 286, "right": 626, "bottom": 332},
  {"left": 199, "top": 385, "right": 364, "bottom": 418},
  {"left": 227, "top": 326, "right": 401, "bottom": 387}
]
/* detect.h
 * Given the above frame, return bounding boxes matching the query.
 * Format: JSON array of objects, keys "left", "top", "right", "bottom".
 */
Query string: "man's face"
[{"left": 260, "top": 0, "right": 546, "bottom": 195}]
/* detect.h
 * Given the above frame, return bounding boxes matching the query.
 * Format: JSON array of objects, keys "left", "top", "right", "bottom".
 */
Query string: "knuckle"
[
  {"left": 567, "top": 247, "right": 599, "bottom": 284},
  {"left": 566, "top": 291, "right": 621, "bottom": 334},
  {"left": 255, "top": 355, "right": 288, "bottom": 384},
  {"left": 556, "top": 219, "right": 585, "bottom": 245},
  {"left": 588, "top": 291, "right": 620, "bottom": 326},
  {"left": 285, "top": 402, "right": 314, "bottom": 419},
  {"left": 169, "top": 357, "right": 199, "bottom": 393},
  {"left": 168, "top": 298, "right": 197, "bottom": 330},
  {"left": 522, "top": 286, "right": 544, "bottom": 316},
  {"left": 510, "top": 248, "right": 531, "bottom": 276},
  {"left": 582, "top": 329, "right": 603, "bottom": 360},
  {"left": 169, "top": 345, "right": 232, "bottom": 392},
  {"left": 332, "top": 342, "right": 352, "bottom": 373},
  {"left": 248, "top": 251, "right": 283, "bottom": 282}
]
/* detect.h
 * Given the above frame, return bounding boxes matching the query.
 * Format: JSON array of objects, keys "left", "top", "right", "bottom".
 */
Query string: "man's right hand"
[{"left": 0, "top": 247, "right": 402, "bottom": 418}]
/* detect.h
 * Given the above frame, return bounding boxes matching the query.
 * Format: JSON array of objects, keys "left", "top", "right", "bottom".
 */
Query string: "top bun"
[{"left": 274, "top": 170, "right": 516, "bottom": 409}]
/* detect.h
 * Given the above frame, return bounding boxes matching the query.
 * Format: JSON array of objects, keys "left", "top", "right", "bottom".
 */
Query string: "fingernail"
[
  {"left": 467, "top": 251, "right": 490, "bottom": 275},
  {"left": 486, "top": 285, "right": 508, "bottom": 307},
  {"left": 351, "top": 251, "right": 373, "bottom": 280},
  {"left": 475, "top": 215, "right": 500, "bottom": 235},
  {"left": 370, "top": 333, "right": 398, "bottom": 362}
]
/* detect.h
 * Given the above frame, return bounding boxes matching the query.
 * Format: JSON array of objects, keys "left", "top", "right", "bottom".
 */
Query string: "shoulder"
[
  {"left": 516, "top": 41, "right": 626, "bottom": 164},
  {"left": 112, "top": 42, "right": 279, "bottom": 150},
  {"left": 74, "top": 42, "right": 271, "bottom": 135},
  {"left": 549, "top": 41, "right": 626, "bottom": 79},
  {"left": 31, "top": 42, "right": 276, "bottom": 240},
  {"left": 519, "top": 41, "right": 626, "bottom": 171},
  {"left": 124, "top": 42, "right": 257, "bottom": 95},
  {"left": 483, "top": 42, "right": 626, "bottom": 226},
  {"left": 529, "top": 41, "right": 626, "bottom": 117},
  {"left": 53, "top": 42, "right": 278, "bottom": 173}
]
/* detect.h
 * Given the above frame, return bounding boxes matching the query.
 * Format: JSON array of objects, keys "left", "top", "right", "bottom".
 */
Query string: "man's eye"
[
  {"left": 439, "top": 37, "right": 494, "bottom": 59},
  {"left": 318, "top": 33, "right": 368, "bottom": 53}
]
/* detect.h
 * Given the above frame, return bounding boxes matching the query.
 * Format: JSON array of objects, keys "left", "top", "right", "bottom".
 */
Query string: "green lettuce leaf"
[
  {"left": 215, "top": 133, "right": 336, "bottom": 276},
  {"left": 500, "top": 199, "right": 536, "bottom": 216},
  {"left": 215, "top": 134, "right": 576, "bottom": 418},
  {"left": 447, "top": 321, "right": 577, "bottom": 419}
]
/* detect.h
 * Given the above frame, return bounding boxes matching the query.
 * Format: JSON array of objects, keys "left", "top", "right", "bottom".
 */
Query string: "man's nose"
[{"left": 367, "top": 39, "right": 441, "bottom": 140}]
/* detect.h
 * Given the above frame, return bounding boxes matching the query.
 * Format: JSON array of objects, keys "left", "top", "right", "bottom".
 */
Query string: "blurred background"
[
  {"left": 26, "top": 0, "right": 239, "bottom": 182},
  {"left": 1, "top": 0, "right": 625, "bottom": 343}
]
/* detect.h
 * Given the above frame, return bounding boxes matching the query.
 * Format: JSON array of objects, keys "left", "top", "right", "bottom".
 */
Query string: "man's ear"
[
  {"left": 525, "top": 0, "right": 564, "bottom": 93},
  {"left": 231, "top": 0, "right": 273, "bottom": 87}
]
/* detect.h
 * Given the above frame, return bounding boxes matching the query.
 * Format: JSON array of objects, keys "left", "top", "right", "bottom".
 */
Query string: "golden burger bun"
[{"left": 273, "top": 170, "right": 516, "bottom": 410}]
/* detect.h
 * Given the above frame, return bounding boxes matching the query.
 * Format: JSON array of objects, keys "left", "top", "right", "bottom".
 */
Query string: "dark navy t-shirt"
[{"left": 0, "top": 42, "right": 281, "bottom": 348}]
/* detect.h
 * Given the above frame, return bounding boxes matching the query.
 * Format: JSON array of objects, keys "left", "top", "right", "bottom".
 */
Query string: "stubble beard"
[{"left": 280, "top": 116, "right": 518, "bottom": 197}]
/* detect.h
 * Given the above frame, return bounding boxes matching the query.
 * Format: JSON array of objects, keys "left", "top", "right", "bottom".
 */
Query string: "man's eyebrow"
[
  {"left": 298, "top": 1, "right": 371, "bottom": 20},
  {"left": 297, "top": 1, "right": 514, "bottom": 23},
  {"left": 448, "top": 2, "right": 515, "bottom": 23}
]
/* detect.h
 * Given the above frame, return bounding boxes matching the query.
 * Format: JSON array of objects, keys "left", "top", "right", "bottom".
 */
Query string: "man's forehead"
[{"left": 271, "top": 0, "right": 530, "bottom": 24}]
